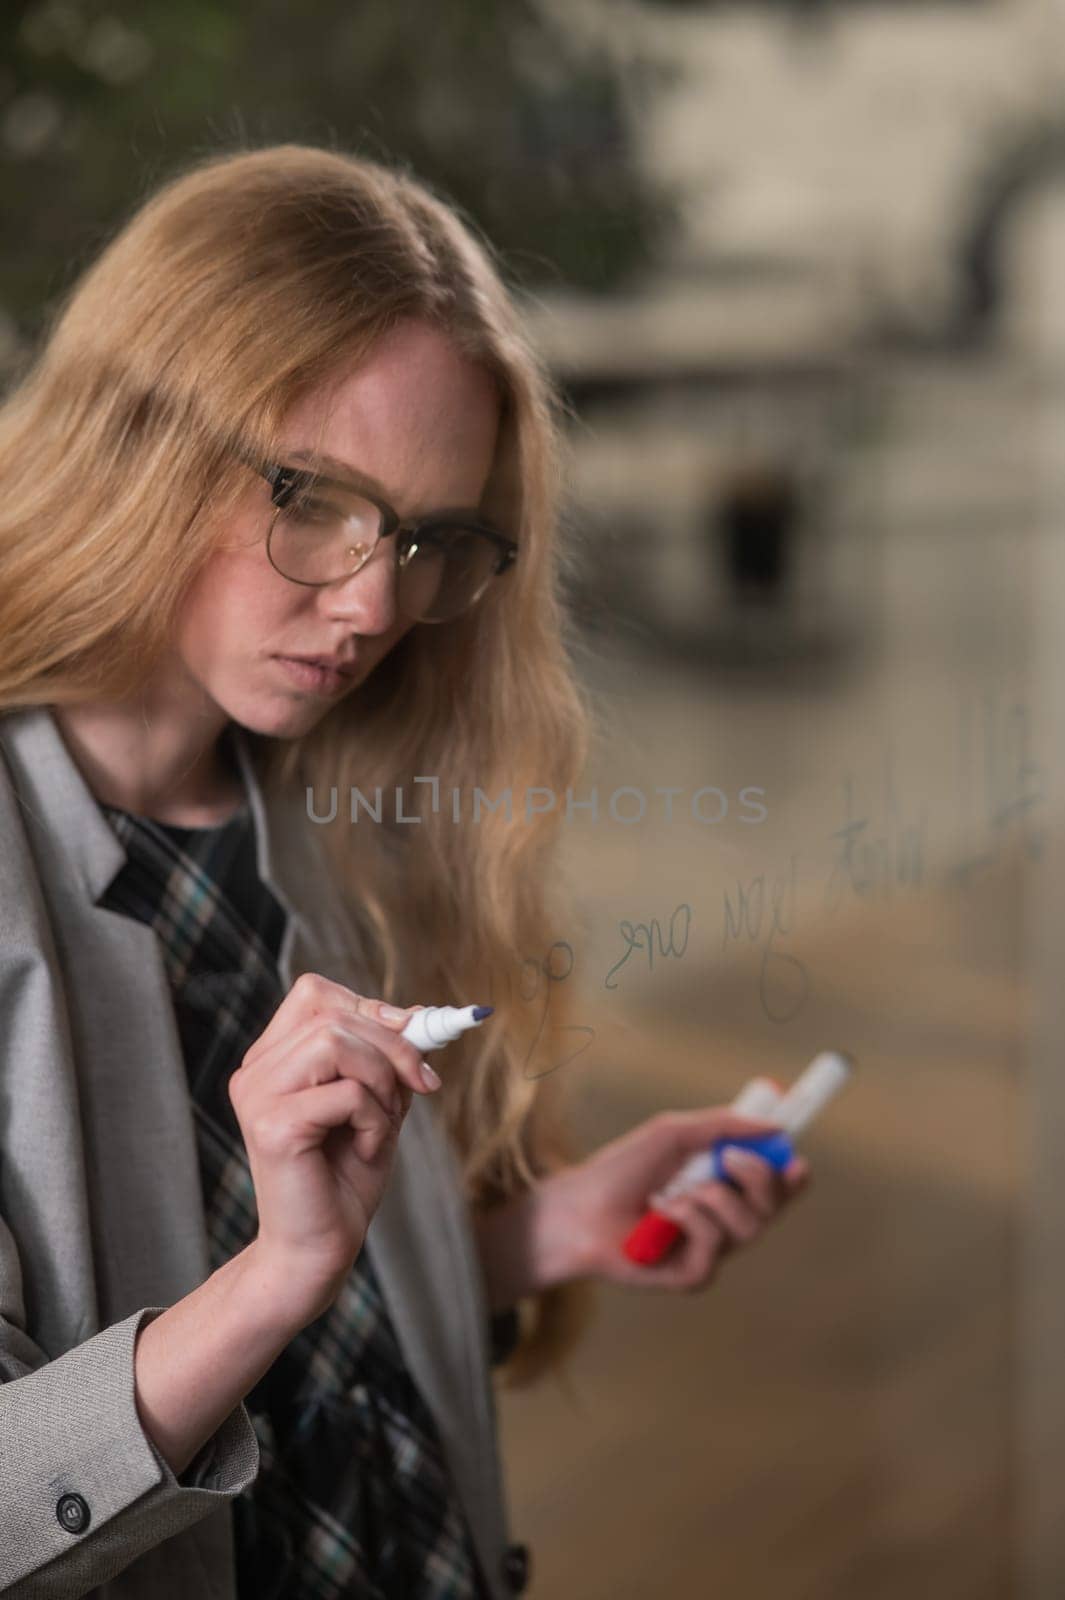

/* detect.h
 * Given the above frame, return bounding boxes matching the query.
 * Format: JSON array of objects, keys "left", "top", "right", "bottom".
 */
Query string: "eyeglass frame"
[{"left": 251, "top": 458, "right": 518, "bottom": 618}]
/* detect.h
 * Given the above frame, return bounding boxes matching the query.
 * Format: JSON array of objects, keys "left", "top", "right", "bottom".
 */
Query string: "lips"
[{"left": 282, "top": 654, "right": 359, "bottom": 677}]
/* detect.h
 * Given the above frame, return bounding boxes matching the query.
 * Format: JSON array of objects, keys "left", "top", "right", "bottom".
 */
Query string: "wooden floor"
[{"left": 494, "top": 854, "right": 1023, "bottom": 1599}]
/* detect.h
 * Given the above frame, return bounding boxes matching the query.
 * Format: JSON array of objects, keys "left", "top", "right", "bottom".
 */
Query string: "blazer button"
[
  {"left": 56, "top": 1493, "right": 92, "bottom": 1535},
  {"left": 502, "top": 1541, "right": 530, "bottom": 1593}
]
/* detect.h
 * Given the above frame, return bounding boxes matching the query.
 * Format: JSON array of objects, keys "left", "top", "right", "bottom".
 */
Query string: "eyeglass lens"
[{"left": 268, "top": 481, "right": 502, "bottom": 622}]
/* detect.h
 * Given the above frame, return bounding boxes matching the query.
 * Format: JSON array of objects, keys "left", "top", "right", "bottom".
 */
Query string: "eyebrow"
[
  {"left": 281, "top": 447, "right": 489, "bottom": 525},
  {"left": 284, "top": 449, "right": 395, "bottom": 504}
]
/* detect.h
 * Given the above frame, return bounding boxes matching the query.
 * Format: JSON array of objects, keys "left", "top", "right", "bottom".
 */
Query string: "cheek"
[
  {"left": 176, "top": 549, "right": 292, "bottom": 668},
  {"left": 363, "top": 615, "right": 418, "bottom": 670}
]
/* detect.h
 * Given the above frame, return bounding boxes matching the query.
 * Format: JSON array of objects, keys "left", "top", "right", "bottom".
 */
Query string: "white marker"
[
  {"left": 772, "top": 1050, "right": 853, "bottom": 1136},
  {"left": 400, "top": 1004, "right": 494, "bottom": 1053}
]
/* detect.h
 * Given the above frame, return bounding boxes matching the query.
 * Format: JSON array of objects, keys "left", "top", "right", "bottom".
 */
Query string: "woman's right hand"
[{"left": 228, "top": 971, "right": 437, "bottom": 1320}]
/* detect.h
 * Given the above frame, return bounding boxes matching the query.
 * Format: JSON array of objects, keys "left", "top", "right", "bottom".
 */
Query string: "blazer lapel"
[{"left": 0, "top": 706, "right": 212, "bottom": 1330}]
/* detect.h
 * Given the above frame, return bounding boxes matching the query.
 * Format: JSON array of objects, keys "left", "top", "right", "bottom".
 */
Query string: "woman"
[{"left": 0, "top": 145, "right": 808, "bottom": 1600}]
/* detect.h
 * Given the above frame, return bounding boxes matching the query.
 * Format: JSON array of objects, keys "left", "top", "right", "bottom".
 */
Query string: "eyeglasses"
[{"left": 253, "top": 459, "right": 518, "bottom": 624}]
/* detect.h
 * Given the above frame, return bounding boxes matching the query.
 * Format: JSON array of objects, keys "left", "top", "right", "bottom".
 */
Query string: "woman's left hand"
[{"left": 554, "top": 1106, "right": 811, "bottom": 1294}]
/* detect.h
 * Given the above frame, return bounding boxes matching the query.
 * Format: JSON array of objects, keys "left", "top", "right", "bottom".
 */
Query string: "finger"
[
  {"left": 682, "top": 1180, "right": 764, "bottom": 1247},
  {"left": 242, "top": 972, "right": 418, "bottom": 1069},
  {"left": 241, "top": 1003, "right": 436, "bottom": 1101},
  {"left": 635, "top": 1194, "right": 728, "bottom": 1291},
  {"left": 394, "top": 1076, "right": 414, "bottom": 1119},
  {"left": 233, "top": 1012, "right": 404, "bottom": 1120},
  {"left": 655, "top": 1106, "right": 786, "bottom": 1161},
  {"left": 304, "top": 1013, "right": 431, "bottom": 1105},
  {"left": 377, "top": 1000, "right": 427, "bottom": 1025},
  {"left": 247, "top": 1076, "right": 397, "bottom": 1166},
  {"left": 782, "top": 1155, "right": 812, "bottom": 1196},
  {"left": 252, "top": 1012, "right": 406, "bottom": 1108},
  {"left": 337, "top": 1010, "right": 440, "bottom": 1098},
  {"left": 718, "top": 1148, "right": 783, "bottom": 1220},
  {"left": 369, "top": 1000, "right": 426, "bottom": 1122},
  {"left": 383, "top": 999, "right": 425, "bottom": 1111},
  {"left": 623, "top": 1106, "right": 790, "bottom": 1201}
]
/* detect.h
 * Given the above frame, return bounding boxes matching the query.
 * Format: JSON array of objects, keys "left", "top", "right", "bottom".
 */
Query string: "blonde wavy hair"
[{"left": 0, "top": 143, "right": 601, "bottom": 1384}]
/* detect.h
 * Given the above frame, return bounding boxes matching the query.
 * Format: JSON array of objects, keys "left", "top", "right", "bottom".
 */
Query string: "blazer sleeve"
[{"left": 0, "top": 1209, "right": 260, "bottom": 1597}]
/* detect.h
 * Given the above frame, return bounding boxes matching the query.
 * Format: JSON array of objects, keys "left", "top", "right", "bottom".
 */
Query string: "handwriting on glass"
[
  {"left": 485, "top": 941, "right": 597, "bottom": 1081},
  {"left": 824, "top": 750, "right": 926, "bottom": 912},
  {"left": 603, "top": 902, "right": 692, "bottom": 991},
  {"left": 722, "top": 854, "right": 810, "bottom": 1023},
  {"left": 483, "top": 691, "right": 1048, "bottom": 1069}
]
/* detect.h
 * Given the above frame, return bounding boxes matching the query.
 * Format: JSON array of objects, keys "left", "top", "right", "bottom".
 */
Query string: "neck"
[{"left": 53, "top": 680, "right": 244, "bottom": 827}]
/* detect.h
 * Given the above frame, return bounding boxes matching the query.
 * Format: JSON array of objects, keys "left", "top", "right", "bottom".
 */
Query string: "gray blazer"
[{"left": 0, "top": 705, "right": 517, "bottom": 1599}]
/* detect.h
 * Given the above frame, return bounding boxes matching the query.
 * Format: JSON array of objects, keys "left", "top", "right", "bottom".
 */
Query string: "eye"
[{"left": 281, "top": 493, "right": 337, "bottom": 526}]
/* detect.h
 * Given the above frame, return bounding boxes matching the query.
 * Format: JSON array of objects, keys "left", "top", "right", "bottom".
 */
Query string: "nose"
[{"left": 316, "top": 541, "right": 401, "bottom": 635}]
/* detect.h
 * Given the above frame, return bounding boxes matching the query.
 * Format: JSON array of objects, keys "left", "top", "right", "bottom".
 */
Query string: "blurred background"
[{"left": 4, "top": 1, "right": 1065, "bottom": 1595}]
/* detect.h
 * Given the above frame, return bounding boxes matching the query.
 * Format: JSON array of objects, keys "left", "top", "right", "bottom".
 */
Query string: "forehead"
[{"left": 279, "top": 319, "right": 501, "bottom": 516}]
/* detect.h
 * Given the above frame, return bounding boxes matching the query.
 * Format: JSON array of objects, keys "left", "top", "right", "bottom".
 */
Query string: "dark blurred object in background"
[
  {"left": 713, "top": 458, "right": 800, "bottom": 610},
  {"left": 0, "top": 0, "right": 679, "bottom": 367}
]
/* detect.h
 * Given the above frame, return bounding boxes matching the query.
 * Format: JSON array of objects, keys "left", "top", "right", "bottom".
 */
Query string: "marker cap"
[{"left": 623, "top": 1211, "right": 683, "bottom": 1265}]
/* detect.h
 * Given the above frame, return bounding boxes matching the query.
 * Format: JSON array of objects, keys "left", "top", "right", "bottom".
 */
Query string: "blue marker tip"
[{"left": 471, "top": 1005, "right": 494, "bottom": 1021}]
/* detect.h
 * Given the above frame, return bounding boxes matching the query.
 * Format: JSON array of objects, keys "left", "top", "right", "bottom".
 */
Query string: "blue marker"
[
  {"left": 711, "top": 1051, "right": 853, "bottom": 1183},
  {"left": 711, "top": 1129, "right": 796, "bottom": 1183}
]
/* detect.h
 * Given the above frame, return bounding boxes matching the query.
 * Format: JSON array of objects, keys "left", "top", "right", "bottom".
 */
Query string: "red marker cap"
[{"left": 622, "top": 1211, "right": 682, "bottom": 1265}]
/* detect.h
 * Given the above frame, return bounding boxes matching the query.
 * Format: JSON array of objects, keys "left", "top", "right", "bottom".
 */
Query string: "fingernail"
[
  {"left": 420, "top": 1059, "right": 442, "bottom": 1089},
  {"left": 379, "top": 1003, "right": 409, "bottom": 1022}
]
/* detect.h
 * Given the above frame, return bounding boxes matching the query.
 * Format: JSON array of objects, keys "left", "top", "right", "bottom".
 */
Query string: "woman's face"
[{"left": 174, "top": 317, "right": 501, "bottom": 739}]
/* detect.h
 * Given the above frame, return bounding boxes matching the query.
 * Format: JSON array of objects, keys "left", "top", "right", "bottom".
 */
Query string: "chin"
[{"left": 222, "top": 693, "right": 331, "bottom": 741}]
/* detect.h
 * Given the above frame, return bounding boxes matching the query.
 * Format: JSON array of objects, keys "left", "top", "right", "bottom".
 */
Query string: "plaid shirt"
[{"left": 98, "top": 796, "right": 505, "bottom": 1600}]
